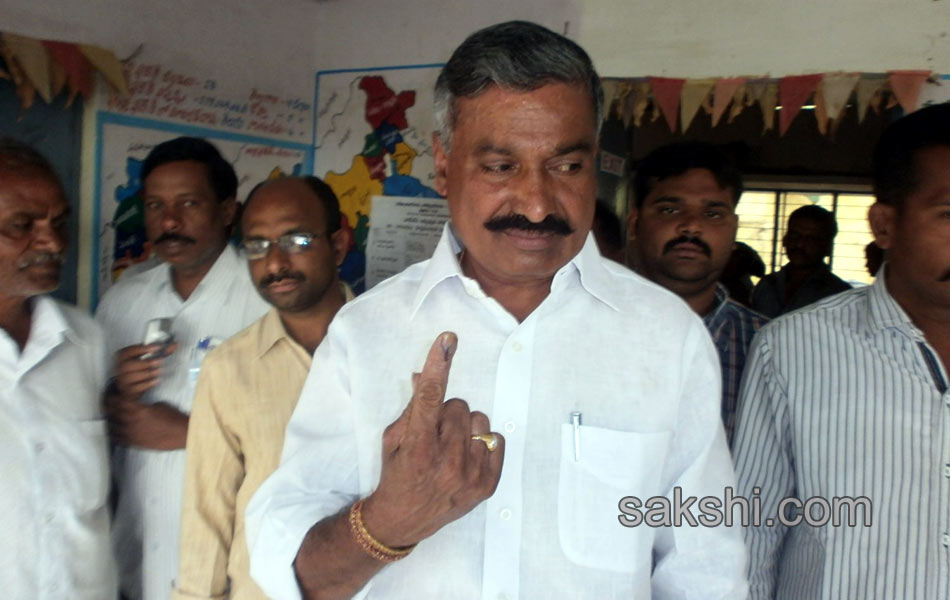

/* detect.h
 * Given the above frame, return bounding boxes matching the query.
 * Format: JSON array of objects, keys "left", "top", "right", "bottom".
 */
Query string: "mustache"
[
  {"left": 154, "top": 232, "right": 196, "bottom": 245},
  {"left": 259, "top": 270, "right": 305, "bottom": 288},
  {"left": 663, "top": 235, "right": 711, "bottom": 256},
  {"left": 17, "top": 252, "right": 65, "bottom": 269},
  {"left": 483, "top": 213, "right": 574, "bottom": 236}
]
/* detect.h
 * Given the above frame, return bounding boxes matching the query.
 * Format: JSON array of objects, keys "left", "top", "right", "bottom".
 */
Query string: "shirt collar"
[
  {"left": 255, "top": 308, "right": 298, "bottom": 359},
  {"left": 702, "top": 283, "right": 730, "bottom": 328},
  {"left": 865, "top": 263, "right": 921, "bottom": 336},
  {"left": 29, "top": 296, "right": 73, "bottom": 347},
  {"left": 410, "top": 222, "right": 621, "bottom": 319}
]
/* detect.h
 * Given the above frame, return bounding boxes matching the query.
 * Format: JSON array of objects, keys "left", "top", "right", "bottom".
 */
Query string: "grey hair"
[
  {"left": 433, "top": 20, "right": 603, "bottom": 152},
  {"left": 0, "top": 137, "right": 61, "bottom": 183}
]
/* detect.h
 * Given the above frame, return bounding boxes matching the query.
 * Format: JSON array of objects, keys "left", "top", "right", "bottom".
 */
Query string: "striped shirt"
[
  {"left": 703, "top": 284, "right": 768, "bottom": 447},
  {"left": 95, "top": 245, "right": 268, "bottom": 600},
  {"left": 733, "top": 266, "right": 950, "bottom": 599}
]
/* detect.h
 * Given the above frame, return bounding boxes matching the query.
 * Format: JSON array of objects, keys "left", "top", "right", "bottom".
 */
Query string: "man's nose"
[
  {"left": 675, "top": 208, "right": 702, "bottom": 236},
  {"left": 33, "top": 220, "right": 66, "bottom": 254},
  {"left": 161, "top": 205, "right": 183, "bottom": 231},
  {"left": 510, "top": 168, "right": 559, "bottom": 222},
  {"left": 263, "top": 242, "right": 290, "bottom": 273}
]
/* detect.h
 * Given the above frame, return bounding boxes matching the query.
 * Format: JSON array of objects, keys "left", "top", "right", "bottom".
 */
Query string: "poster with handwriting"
[
  {"left": 93, "top": 112, "right": 312, "bottom": 304},
  {"left": 365, "top": 196, "right": 451, "bottom": 289}
]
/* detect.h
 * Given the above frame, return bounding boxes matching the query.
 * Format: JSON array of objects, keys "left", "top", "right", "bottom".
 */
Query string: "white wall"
[{"left": 577, "top": 0, "right": 950, "bottom": 77}]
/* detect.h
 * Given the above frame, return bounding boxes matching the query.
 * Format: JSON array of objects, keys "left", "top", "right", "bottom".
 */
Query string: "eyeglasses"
[{"left": 241, "top": 232, "right": 324, "bottom": 260}]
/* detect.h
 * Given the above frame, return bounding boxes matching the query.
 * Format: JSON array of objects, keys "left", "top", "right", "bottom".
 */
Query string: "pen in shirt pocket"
[{"left": 571, "top": 411, "right": 581, "bottom": 461}]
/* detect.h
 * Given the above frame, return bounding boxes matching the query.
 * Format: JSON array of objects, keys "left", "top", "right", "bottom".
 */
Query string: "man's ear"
[
  {"left": 221, "top": 196, "right": 238, "bottom": 228},
  {"left": 868, "top": 202, "right": 897, "bottom": 251},
  {"left": 433, "top": 132, "right": 449, "bottom": 198},
  {"left": 330, "top": 228, "right": 348, "bottom": 268}
]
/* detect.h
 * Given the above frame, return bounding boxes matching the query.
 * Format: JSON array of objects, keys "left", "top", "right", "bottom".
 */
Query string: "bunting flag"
[
  {"left": 0, "top": 31, "right": 128, "bottom": 108},
  {"left": 727, "top": 83, "right": 750, "bottom": 124},
  {"left": 746, "top": 81, "right": 778, "bottom": 132},
  {"left": 629, "top": 81, "right": 651, "bottom": 128},
  {"left": 820, "top": 72, "right": 860, "bottom": 122},
  {"left": 601, "top": 79, "right": 621, "bottom": 122},
  {"left": 888, "top": 70, "right": 931, "bottom": 114},
  {"left": 814, "top": 86, "right": 831, "bottom": 136},
  {"left": 855, "top": 76, "right": 887, "bottom": 122},
  {"left": 649, "top": 76, "right": 686, "bottom": 132},
  {"left": 779, "top": 74, "right": 822, "bottom": 136},
  {"left": 78, "top": 44, "right": 129, "bottom": 96},
  {"left": 680, "top": 78, "right": 716, "bottom": 133},
  {"left": 42, "top": 40, "right": 94, "bottom": 102},
  {"left": 2, "top": 33, "right": 53, "bottom": 102},
  {"left": 712, "top": 77, "right": 746, "bottom": 127}
]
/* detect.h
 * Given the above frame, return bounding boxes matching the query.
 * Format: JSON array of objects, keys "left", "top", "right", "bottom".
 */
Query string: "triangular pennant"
[
  {"left": 42, "top": 40, "right": 94, "bottom": 100},
  {"left": 649, "top": 76, "right": 686, "bottom": 133},
  {"left": 814, "top": 86, "right": 830, "bottom": 136},
  {"left": 680, "top": 78, "right": 716, "bottom": 133},
  {"left": 78, "top": 43, "right": 129, "bottom": 96},
  {"left": 779, "top": 74, "right": 822, "bottom": 136},
  {"left": 888, "top": 70, "right": 931, "bottom": 114},
  {"left": 820, "top": 72, "right": 860, "bottom": 121},
  {"left": 601, "top": 79, "right": 621, "bottom": 123},
  {"left": 747, "top": 81, "right": 778, "bottom": 132},
  {"left": 918, "top": 77, "right": 950, "bottom": 108},
  {"left": 855, "top": 76, "right": 887, "bottom": 123},
  {"left": 712, "top": 77, "right": 746, "bottom": 127},
  {"left": 49, "top": 60, "right": 67, "bottom": 97},
  {"left": 2, "top": 32, "right": 53, "bottom": 103},
  {"left": 727, "top": 84, "right": 749, "bottom": 124},
  {"left": 630, "top": 82, "right": 651, "bottom": 128}
]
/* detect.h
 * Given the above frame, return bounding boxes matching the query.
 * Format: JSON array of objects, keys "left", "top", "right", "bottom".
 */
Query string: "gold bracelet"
[{"left": 348, "top": 499, "right": 416, "bottom": 562}]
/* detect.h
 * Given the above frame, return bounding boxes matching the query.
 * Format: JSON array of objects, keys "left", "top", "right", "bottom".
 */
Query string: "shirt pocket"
[
  {"left": 74, "top": 418, "right": 110, "bottom": 512},
  {"left": 557, "top": 424, "right": 672, "bottom": 573}
]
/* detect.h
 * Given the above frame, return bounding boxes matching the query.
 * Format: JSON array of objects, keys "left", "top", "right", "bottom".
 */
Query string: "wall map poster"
[
  {"left": 314, "top": 64, "right": 447, "bottom": 293},
  {"left": 93, "top": 112, "right": 312, "bottom": 303}
]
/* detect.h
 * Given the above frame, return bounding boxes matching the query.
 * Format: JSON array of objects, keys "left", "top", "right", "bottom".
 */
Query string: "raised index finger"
[{"left": 405, "top": 331, "right": 457, "bottom": 435}]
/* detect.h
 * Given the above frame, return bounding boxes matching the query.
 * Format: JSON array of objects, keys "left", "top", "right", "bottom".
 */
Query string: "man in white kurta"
[
  {"left": 0, "top": 138, "right": 116, "bottom": 597},
  {"left": 96, "top": 137, "right": 268, "bottom": 599},
  {"left": 247, "top": 21, "right": 747, "bottom": 600}
]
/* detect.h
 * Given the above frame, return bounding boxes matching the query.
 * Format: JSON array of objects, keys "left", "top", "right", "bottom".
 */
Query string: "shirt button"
[
  {"left": 943, "top": 533, "right": 950, "bottom": 547},
  {"left": 44, "top": 512, "right": 54, "bottom": 523},
  {"left": 504, "top": 421, "right": 516, "bottom": 433},
  {"left": 34, "top": 442, "right": 45, "bottom": 453},
  {"left": 499, "top": 508, "right": 512, "bottom": 520},
  {"left": 512, "top": 342, "right": 523, "bottom": 352}
]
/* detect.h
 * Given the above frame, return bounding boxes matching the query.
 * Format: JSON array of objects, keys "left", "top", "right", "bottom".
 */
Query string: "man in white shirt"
[
  {"left": 0, "top": 138, "right": 117, "bottom": 598},
  {"left": 247, "top": 21, "right": 747, "bottom": 599},
  {"left": 96, "top": 137, "right": 268, "bottom": 599}
]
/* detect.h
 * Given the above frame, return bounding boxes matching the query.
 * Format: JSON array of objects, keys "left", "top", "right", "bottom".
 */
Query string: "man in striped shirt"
[
  {"left": 628, "top": 142, "right": 768, "bottom": 447},
  {"left": 734, "top": 103, "right": 950, "bottom": 598}
]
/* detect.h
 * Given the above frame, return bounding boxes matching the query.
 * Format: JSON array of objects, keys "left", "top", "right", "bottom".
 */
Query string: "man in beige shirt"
[{"left": 173, "top": 176, "right": 350, "bottom": 600}]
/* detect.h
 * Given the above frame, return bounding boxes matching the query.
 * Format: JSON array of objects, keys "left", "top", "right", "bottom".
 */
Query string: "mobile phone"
[{"left": 140, "top": 318, "right": 174, "bottom": 360}]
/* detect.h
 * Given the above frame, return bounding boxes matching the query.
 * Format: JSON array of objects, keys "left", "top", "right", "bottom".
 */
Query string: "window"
[{"left": 735, "top": 180, "right": 876, "bottom": 286}]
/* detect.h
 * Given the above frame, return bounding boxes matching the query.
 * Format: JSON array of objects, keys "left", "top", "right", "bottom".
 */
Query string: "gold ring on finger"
[{"left": 470, "top": 432, "right": 499, "bottom": 452}]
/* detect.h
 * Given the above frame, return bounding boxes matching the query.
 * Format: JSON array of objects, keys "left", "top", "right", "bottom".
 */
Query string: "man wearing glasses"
[
  {"left": 96, "top": 136, "right": 269, "bottom": 599},
  {"left": 173, "top": 176, "right": 350, "bottom": 600}
]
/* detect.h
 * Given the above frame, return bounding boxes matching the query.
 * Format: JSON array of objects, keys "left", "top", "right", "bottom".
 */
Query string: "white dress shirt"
[
  {"left": 247, "top": 225, "right": 748, "bottom": 600},
  {"left": 95, "top": 245, "right": 269, "bottom": 600},
  {"left": 0, "top": 297, "right": 117, "bottom": 599},
  {"left": 734, "top": 267, "right": 950, "bottom": 599}
]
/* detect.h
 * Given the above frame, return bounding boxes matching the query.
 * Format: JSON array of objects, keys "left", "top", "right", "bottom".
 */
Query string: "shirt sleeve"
[
  {"left": 732, "top": 327, "right": 795, "bottom": 600},
  {"left": 173, "top": 349, "right": 243, "bottom": 600},
  {"left": 245, "top": 318, "right": 361, "bottom": 600},
  {"left": 651, "top": 318, "right": 750, "bottom": 599}
]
